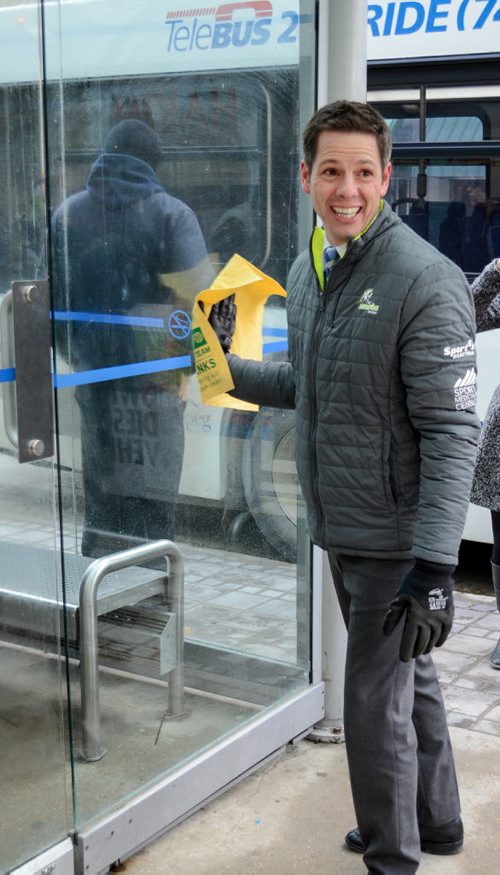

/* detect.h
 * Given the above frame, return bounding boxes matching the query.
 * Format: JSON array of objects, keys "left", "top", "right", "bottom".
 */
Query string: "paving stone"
[
  {"left": 244, "top": 600, "right": 298, "bottom": 620},
  {"left": 433, "top": 650, "right": 475, "bottom": 674},
  {"left": 189, "top": 625, "right": 252, "bottom": 647},
  {"left": 240, "top": 642, "right": 296, "bottom": 660},
  {"left": 454, "top": 596, "right": 479, "bottom": 608},
  {"left": 463, "top": 661, "right": 500, "bottom": 682},
  {"left": 256, "top": 588, "right": 289, "bottom": 599},
  {"left": 482, "top": 704, "right": 500, "bottom": 723},
  {"left": 458, "top": 624, "right": 493, "bottom": 638},
  {"left": 454, "top": 608, "right": 485, "bottom": 622},
  {"left": 272, "top": 583, "right": 297, "bottom": 594},
  {"left": 184, "top": 573, "right": 210, "bottom": 583},
  {"left": 434, "top": 669, "right": 458, "bottom": 685},
  {"left": 485, "top": 630, "right": 500, "bottom": 640},
  {"left": 474, "top": 613, "right": 500, "bottom": 629},
  {"left": 183, "top": 604, "right": 241, "bottom": 627},
  {"left": 469, "top": 601, "right": 497, "bottom": 613},
  {"left": 238, "top": 585, "right": 268, "bottom": 594},
  {"left": 210, "top": 591, "right": 270, "bottom": 610},
  {"left": 445, "top": 634, "right": 495, "bottom": 655},
  {"left": 442, "top": 688, "right": 494, "bottom": 717},
  {"left": 453, "top": 676, "right": 486, "bottom": 691},
  {"left": 473, "top": 718, "right": 500, "bottom": 736},
  {"left": 445, "top": 711, "right": 475, "bottom": 728},
  {"left": 184, "top": 584, "right": 222, "bottom": 603}
]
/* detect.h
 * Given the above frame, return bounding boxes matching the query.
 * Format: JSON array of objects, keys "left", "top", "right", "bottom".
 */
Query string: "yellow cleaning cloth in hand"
[{"left": 192, "top": 254, "right": 286, "bottom": 409}]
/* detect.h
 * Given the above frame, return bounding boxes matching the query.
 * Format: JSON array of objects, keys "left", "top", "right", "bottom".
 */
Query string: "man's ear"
[
  {"left": 300, "top": 160, "right": 311, "bottom": 194},
  {"left": 381, "top": 161, "right": 392, "bottom": 197}
]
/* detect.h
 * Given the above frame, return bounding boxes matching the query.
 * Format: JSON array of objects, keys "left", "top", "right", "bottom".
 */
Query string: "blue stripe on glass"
[
  {"left": 263, "top": 341, "right": 288, "bottom": 354},
  {"left": 53, "top": 311, "right": 289, "bottom": 338},
  {"left": 262, "top": 327, "right": 288, "bottom": 337},
  {"left": 53, "top": 355, "right": 192, "bottom": 388},
  {"left": 0, "top": 367, "right": 15, "bottom": 383},
  {"left": 52, "top": 310, "right": 164, "bottom": 328}
]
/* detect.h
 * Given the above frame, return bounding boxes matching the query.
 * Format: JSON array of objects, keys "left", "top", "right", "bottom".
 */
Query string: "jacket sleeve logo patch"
[
  {"left": 453, "top": 367, "right": 477, "bottom": 410},
  {"left": 443, "top": 339, "right": 475, "bottom": 359}
]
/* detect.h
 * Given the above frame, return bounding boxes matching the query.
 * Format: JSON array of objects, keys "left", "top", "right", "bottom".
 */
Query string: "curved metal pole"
[{"left": 79, "top": 540, "right": 184, "bottom": 762}]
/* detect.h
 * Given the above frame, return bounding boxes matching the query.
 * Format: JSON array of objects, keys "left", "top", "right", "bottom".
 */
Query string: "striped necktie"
[{"left": 324, "top": 244, "right": 338, "bottom": 284}]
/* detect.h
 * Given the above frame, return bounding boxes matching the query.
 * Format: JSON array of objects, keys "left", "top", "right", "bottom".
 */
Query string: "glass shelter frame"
[{"left": 0, "top": 2, "right": 325, "bottom": 873}]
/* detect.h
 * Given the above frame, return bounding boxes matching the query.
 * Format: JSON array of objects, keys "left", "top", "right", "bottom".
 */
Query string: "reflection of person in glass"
[
  {"left": 53, "top": 119, "right": 214, "bottom": 556},
  {"left": 470, "top": 259, "right": 500, "bottom": 667}
]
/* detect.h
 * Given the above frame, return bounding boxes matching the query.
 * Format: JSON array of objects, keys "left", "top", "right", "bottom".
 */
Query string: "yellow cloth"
[{"left": 192, "top": 254, "right": 286, "bottom": 409}]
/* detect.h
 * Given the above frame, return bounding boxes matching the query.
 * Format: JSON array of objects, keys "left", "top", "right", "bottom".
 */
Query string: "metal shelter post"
[{"left": 309, "top": 0, "right": 367, "bottom": 741}]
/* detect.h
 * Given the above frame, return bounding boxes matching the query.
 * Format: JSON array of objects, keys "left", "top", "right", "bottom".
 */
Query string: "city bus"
[{"left": 0, "top": 0, "right": 498, "bottom": 561}]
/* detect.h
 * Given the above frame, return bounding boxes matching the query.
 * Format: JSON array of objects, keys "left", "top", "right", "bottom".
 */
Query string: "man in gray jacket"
[{"left": 211, "top": 101, "right": 480, "bottom": 873}]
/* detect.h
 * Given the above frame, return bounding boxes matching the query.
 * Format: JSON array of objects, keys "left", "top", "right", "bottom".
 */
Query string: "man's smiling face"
[{"left": 301, "top": 130, "right": 392, "bottom": 246}]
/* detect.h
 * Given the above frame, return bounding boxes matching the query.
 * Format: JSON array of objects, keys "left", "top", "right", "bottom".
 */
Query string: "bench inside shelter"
[{"left": 0, "top": 538, "right": 184, "bottom": 761}]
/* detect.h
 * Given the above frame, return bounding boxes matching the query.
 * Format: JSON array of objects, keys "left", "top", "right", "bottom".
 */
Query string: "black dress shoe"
[
  {"left": 344, "top": 828, "right": 364, "bottom": 853},
  {"left": 420, "top": 816, "right": 464, "bottom": 855},
  {"left": 344, "top": 816, "right": 464, "bottom": 856}
]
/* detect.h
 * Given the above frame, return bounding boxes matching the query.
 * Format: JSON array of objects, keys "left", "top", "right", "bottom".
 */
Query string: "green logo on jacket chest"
[{"left": 357, "top": 288, "right": 379, "bottom": 314}]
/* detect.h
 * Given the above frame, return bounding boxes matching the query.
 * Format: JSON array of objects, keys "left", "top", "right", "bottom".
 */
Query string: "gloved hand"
[
  {"left": 208, "top": 294, "right": 237, "bottom": 353},
  {"left": 383, "top": 559, "right": 455, "bottom": 662}
]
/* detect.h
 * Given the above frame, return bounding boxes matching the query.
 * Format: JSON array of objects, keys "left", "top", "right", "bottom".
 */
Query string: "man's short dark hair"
[{"left": 303, "top": 100, "right": 392, "bottom": 172}]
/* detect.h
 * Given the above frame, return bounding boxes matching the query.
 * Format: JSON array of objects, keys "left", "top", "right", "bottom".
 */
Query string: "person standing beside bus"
[
  {"left": 52, "top": 119, "right": 214, "bottom": 556},
  {"left": 209, "top": 101, "right": 480, "bottom": 873},
  {"left": 470, "top": 258, "right": 500, "bottom": 667}
]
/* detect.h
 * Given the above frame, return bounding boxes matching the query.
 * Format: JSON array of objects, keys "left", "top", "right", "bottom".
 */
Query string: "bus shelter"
[{"left": 1, "top": 0, "right": 499, "bottom": 871}]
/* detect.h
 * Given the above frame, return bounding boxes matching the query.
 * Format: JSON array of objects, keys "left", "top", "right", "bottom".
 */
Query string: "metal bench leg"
[
  {"left": 165, "top": 549, "right": 184, "bottom": 718},
  {"left": 79, "top": 540, "right": 184, "bottom": 762}
]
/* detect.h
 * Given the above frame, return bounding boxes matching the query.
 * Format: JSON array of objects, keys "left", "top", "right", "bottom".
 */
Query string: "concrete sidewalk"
[
  {"left": 124, "top": 727, "right": 500, "bottom": 874},
  {"left": 125, "top": 592, "right": 500, "bottom": 874}
]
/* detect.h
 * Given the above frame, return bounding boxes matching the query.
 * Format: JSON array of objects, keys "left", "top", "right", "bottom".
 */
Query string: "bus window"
[
  {"left": 43, "top": 70, "right": 299, "bottom": 289},
  {"left": 371, "top": 92, "right": 500, "bottom": 277},
  {"left": 45, "top": 75, "right": 272, "bottom": 273},
  {"left": 387, "top": 157, "right": 500, "bottom": 274}
]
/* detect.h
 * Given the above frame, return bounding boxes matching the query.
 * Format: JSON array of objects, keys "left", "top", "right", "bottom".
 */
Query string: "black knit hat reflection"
[{"left": 104, "top": 119, "right": 163, "bottom": 170}]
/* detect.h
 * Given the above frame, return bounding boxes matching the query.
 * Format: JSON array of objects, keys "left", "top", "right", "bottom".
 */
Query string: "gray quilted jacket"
[{"left": 228, "top": 201, "right": 480, "bottom": 563}]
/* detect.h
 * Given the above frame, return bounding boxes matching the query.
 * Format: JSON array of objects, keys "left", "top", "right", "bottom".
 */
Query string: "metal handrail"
[
  {"left": 79, "top": 539, "right": 184, "bottom": 762},
  {"left": 0, "top": 289, "right": 18, "bottom": 448}
]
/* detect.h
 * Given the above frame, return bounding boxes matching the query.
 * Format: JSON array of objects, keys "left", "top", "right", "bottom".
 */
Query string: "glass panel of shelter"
[
  {"left": 43, "top": 0, "right": 314, "bottom": 832},
  {"left": 0, "top": 2, "right": 71, "bottom": 870}
]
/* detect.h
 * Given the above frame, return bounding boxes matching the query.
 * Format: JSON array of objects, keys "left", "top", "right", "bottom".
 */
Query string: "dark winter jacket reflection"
[{"left": 52, "top": 119, "right": 214, "bottom": 555}]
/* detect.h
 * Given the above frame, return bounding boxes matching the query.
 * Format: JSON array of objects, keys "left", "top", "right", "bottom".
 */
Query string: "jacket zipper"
[
  {"left": 308, "top": 240, "right": 352, "bottom": 545},
  {"left": 309, "top": 247, "right": 335, "bottom": 545}
]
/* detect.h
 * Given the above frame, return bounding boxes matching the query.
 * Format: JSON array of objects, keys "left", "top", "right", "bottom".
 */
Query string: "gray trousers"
[{"left": 328, "top": 552, "right": 460, "bottom": 875}]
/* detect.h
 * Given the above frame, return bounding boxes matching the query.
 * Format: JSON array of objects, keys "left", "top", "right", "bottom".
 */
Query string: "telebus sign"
[{"left": 0, "top": 0, "right": 498, "bottom": 85}]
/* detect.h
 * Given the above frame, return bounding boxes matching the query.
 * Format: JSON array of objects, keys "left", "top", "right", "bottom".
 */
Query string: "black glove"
[
  {"left": 208, "top": 295, "right": 237, "bottom": 353},
  {"left": 383, "top": 559, "right": 455, "bottom": 662}
]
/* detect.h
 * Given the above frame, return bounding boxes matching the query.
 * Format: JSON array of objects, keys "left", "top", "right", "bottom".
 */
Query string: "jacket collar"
[{"left": 310, "top": 200, "right": 393, "bottom": 290}]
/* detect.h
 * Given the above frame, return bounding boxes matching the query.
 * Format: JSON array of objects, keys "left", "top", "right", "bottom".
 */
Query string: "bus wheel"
[{"left": 242, "top": 408, "right": 298, "bottom": 562}]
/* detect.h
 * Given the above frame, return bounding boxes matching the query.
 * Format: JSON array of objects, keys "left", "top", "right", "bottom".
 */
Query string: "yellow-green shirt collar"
[{"left": 313, "top": 200, "right": 384, "bottom": 291}]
